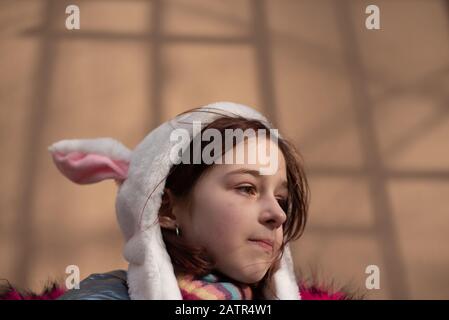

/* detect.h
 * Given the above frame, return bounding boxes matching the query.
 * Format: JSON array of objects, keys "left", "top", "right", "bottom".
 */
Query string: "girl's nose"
[{"left": 260, "top": 197, "right": 287, "bottom": 229}]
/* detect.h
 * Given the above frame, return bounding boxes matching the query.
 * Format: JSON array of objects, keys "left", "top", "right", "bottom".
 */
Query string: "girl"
[{"left": 1, "top": 102, "right": 348, "bottom": 300}]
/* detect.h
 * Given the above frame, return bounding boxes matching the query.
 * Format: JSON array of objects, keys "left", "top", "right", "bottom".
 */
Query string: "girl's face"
[{"left": 174, "top": 136, "right": 288, "bottom": 284}]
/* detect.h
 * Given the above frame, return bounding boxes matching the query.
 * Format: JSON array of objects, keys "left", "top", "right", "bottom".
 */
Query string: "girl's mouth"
[{"left": 248, "top": 239, "right": 274, "bottom": 252}]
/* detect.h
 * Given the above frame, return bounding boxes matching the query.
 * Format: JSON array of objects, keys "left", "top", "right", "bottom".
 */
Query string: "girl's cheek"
[{"left": 207, "top": 206, "right": 244, "bottom": 240}]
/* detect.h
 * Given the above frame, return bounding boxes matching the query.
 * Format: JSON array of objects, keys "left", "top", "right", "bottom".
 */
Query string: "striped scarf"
[{"left": 177, "top": 273, "right": 253, "bottom": 300}]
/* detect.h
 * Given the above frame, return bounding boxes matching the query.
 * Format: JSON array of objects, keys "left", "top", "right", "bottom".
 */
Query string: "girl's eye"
[{"left": 236, "top": 185, "right": 257, "bottom": 196}]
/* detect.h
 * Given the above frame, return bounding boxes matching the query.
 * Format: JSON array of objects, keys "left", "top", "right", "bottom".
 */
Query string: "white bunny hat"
[{"left": 49, "top": 102, "right": 300, "bottom": 300}]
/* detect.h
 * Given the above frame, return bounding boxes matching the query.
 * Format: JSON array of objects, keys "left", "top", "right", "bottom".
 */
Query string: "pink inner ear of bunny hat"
[{"left": 52, "top": 151, "right": 129, "bottom": 184}]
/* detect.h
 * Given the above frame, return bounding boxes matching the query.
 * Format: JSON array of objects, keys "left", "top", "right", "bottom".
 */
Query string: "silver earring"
[{"left": 175, "top": 225, "right": 180, "bottom": 237}]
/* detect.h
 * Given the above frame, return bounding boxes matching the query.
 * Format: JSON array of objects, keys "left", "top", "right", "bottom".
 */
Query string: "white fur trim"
[
  {"left": 48, "top": 138, "right": 131, "bottom": 161},
  {"left": 273, "top": 245, "right": 301, "bottom": 300}
]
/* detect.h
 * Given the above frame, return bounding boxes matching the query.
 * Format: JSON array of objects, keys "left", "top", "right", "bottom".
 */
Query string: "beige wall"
[{"left": 1, "top": 0, "right": 448, "bottom": 299}]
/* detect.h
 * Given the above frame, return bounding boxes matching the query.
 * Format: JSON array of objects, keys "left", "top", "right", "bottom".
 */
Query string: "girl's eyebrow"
[
  {"left": 226, "top": 168, "right": 262, "bottom": 177},
  {"left": 225, "top": 169, "right": 288, "bottom": 188}
]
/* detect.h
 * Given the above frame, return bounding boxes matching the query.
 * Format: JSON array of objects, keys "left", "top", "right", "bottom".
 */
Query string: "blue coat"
[{"left": 58, "top": 270, "right": 130, "bottom": 300}]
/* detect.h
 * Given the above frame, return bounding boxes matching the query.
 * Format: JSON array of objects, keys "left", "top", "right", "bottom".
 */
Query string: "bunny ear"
[{"left": 48, "top": 138, "right": 131, "bottom": 184}]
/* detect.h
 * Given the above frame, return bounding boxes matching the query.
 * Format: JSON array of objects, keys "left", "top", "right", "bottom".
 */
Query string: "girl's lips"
[{"left": 249, "top": 239, "right": 273, "bottom": 252}]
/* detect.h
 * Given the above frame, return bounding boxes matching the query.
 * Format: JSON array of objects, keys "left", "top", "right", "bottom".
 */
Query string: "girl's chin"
[
  {"left": 233, "top": 267, "right": 269, "bottom": 284},
  {"left": 216, "top": 259, "right": 270, "bottom": 284}
]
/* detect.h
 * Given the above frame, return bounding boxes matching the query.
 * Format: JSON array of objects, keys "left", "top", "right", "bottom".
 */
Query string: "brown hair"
[{"left": 158, "top": 112, "right": 310, "bottom": 299}]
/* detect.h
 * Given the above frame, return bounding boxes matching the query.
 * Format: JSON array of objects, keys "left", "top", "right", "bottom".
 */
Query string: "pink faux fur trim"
[
  {"left": 300, "top": 286, "right": 347, "bottom": 300},
  {"left": 0, "top": 284, "right": 66, "bottom": 300}
]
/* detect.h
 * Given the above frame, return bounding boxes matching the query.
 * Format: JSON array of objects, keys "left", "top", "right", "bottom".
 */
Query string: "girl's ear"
[
  {"left": 159, "top": 215, "right": 177, "bottom": 230},
  {"left": 159, "top": 189, "right": 177, "bottom": 229},
  {"left": 48, "top": 138, "right": 131, "bottom": 184},
  {"left": 159, "top": 188, "right": 185, "bottom": 231}
]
